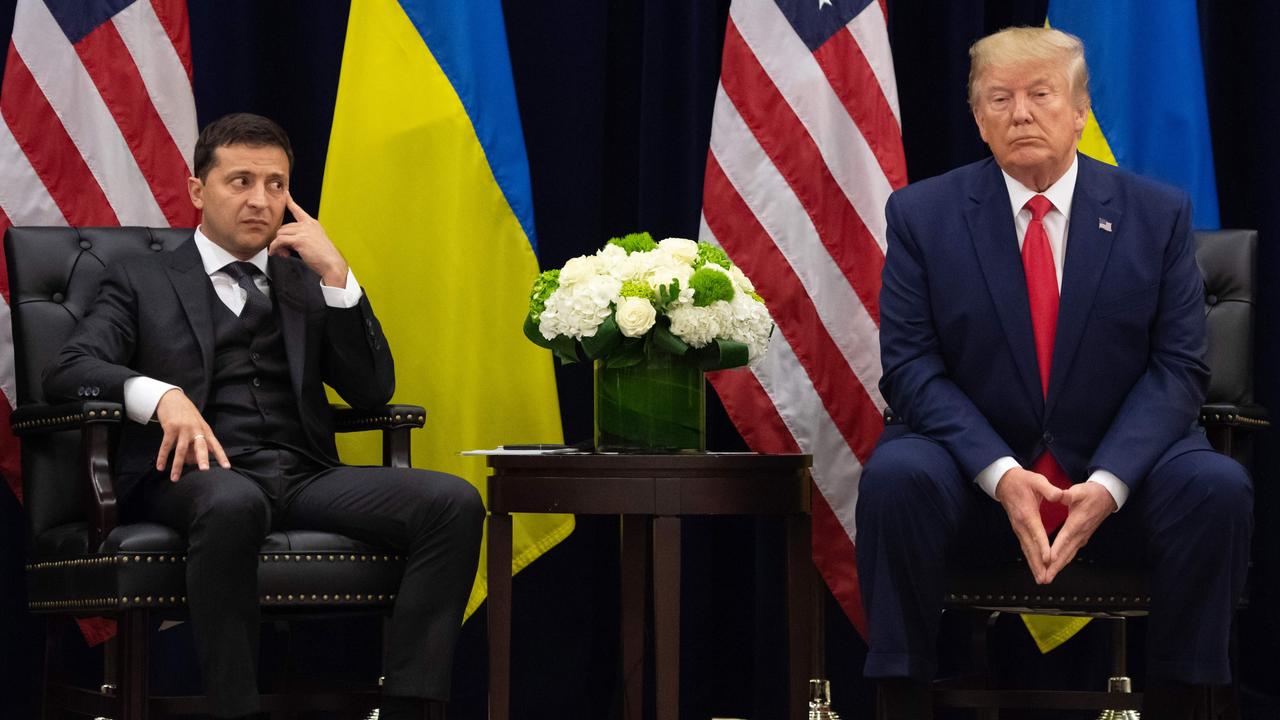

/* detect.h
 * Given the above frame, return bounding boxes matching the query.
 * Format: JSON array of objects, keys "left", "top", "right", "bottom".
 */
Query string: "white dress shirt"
[
  {"left": 973, "top": 157, "right": 1130, "bottom": 511},
  {"left": 121, "top": 227, "right": 363, "bottom": 424}
]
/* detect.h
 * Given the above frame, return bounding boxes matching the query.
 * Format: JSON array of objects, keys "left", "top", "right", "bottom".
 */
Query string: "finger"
[
  {"left": 170, "top": 436, "right": 190, "bottom": 482},
  {"left": 268, "top": 235, "right": 298, "bottom": 256},
  {"left": 157, "top": 432, "right": 175, "bottom": 471},
  {"left": 1032, "top": 474, "right": 1065, "bottom": 503},
  {"left": 205, "top": 432, "right": 231, "bottom": 469},
  {"left": 194, "top": 434, "right": 210, "bottom": 471},
  {"left": 285, "top": 191, "right": 312, "bottom": 221}
]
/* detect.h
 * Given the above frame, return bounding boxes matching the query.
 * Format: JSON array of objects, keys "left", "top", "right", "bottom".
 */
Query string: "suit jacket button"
[
  {"left": 77, "top": 386, "right": 85, "bottom": 396},
  {"left": 91, "top": 388, "right": 99, "bottom": 397},
  {"left": 252, "top": 377, "right": 261, "bottom": 388},
  {"left": 1042, "top": 431, "right": 1054, "bottom": 445}
]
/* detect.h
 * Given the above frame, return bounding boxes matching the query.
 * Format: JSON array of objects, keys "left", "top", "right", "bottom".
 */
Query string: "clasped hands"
[{"left": 995, "top": 467, "right": 1117, "bottom": 585}]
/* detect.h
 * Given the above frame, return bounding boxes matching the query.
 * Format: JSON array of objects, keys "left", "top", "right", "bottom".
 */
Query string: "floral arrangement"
[{"left": 524, "top": 232, "right": 774, "bottom": 370}]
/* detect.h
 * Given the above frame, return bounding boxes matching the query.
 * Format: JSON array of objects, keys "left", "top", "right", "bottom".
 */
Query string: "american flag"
[
  {"left": 0, "top": 0, "right": 198, "bottom": 503},
  {"left": 700, "top": 0, "right": 905, "bottom": 635}
]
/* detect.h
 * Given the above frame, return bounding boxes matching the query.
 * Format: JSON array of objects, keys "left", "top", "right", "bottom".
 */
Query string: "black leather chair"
[
  {"left": 8, "top": 226, "right": 426, "bottom": 719},
  {"left": 926, "top": 229, "right": 1268, "bottom": 719}
]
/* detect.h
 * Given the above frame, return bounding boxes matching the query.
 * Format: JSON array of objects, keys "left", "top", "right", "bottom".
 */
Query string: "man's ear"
[{"left": 187, "top": 176, "right": 204, "bottom": 210}]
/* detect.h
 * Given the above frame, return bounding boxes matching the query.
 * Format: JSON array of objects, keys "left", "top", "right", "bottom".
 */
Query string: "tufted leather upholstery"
[{"left": 6, "top": 226, "right": 428, "bottom": 717}]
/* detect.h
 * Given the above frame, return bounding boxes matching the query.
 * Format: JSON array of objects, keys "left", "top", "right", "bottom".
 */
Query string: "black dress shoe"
[{"left": 878, "top": 678, "right": 933, "bottom": 720}]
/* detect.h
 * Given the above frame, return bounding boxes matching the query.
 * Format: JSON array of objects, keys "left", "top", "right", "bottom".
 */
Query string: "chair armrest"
[
  {"left": 1199, "top": 403, "right": 1270, "bottom": 430},
  {"left": 11, "top": 401, "right": 122, "bottom": 550},
  {"left": 330, "top": 404, "right": 426, "bottom": 469},
  {"left": 10, "top": 400, "right": 124, "bottom": 435}
]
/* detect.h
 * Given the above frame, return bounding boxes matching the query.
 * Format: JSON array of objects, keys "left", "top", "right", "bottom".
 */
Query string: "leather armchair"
[
  {"left": 928, "top": 229, "right": 1267, "bottom": 719},
  {"left": 7, "top": 226, "right": 423, "bottom": 719}
]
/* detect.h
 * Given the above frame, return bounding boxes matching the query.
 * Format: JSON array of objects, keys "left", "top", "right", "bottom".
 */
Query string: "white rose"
[
  {"left": 658, "top": 237, "right": 699, "bottom": 264},
  {"left": 615, "top": 296, "right": 657, "bottom": 337},
  {"left": 559, "top": 255, "right": 599, "bottom": 286},
  {"left": 729, "top": 265, "right": 756, "bottom": 293},
  {"left": 648, "top": 261, "right": 694, "bottom": 293}
]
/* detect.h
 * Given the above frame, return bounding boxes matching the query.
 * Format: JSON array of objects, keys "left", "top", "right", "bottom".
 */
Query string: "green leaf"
[
  {"left": 690, "top": 339, "right": 750, "bottom": 371},
  {"left": 651, "top": 321, "right": 689, "bottom": 356},
  {"left": 581, "top": 314, "right": 623, "bottom": 360},
  {"left": 524, "top": 315, "right": 580, "bottom": 364},
  {"left": 606, "top": 340, "right": 646, "bottom": 368}
]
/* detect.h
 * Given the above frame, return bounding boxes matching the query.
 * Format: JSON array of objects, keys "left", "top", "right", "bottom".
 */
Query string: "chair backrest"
[
  {"left": 4, "top": 226, "right": 192, "bottom": 542},
  {"left": 1195, "top": 229, "right": 1257, "bottom": 407}
]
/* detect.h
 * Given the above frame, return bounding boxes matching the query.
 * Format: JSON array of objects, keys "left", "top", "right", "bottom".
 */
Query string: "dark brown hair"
[{"left": 192, "top": 113, "right": 294, "bottom": 180}]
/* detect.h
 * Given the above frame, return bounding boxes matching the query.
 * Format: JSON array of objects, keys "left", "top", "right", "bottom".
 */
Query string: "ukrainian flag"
[
  {"left": 1022, "top": 0, "right": 1220, "bottom": 654},
  {"left": 1050, "top": 0, "right": 1220, "bottom": 228},
  {"left": 319, "top": 0, "right": 571, "bottom": 616}
]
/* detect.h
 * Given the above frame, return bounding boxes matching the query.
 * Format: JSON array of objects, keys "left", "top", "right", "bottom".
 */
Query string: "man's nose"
[
  {"left": 246, "top": 182, "right": 267, "bottom": 207},
  {"left": 1011, "top": 93, "right": 1033, "bottom": 123}
]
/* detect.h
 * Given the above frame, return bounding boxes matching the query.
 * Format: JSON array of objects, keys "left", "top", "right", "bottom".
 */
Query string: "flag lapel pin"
[{"left": 1098, "top": 218, "right": 1113, "bottom": 233}]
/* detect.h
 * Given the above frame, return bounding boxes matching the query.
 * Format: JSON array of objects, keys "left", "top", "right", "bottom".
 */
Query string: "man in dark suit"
[
  {"left": 43, "top": 113, "right": 483, "bottom": 720},
  {"left": 855, "top": 27, "right": 1252, "bottom": 719}
]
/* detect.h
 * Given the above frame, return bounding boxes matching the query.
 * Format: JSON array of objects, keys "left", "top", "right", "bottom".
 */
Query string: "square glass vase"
[{"left": 593, "top": 353, "right": 706, "bottom": 453}]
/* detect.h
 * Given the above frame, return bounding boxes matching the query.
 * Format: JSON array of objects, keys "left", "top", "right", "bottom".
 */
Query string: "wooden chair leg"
[{"left": 116, "top": 610, "right": 150, "bottom": 720}]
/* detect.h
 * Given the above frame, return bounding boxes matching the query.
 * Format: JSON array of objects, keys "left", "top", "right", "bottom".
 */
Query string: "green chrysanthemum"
[
  {"left": 528, "top": 269, "right": 560, "bottom": 322},
  {"left": 689, "top": 267, "right": 735, "bottom": 307},
  {"left": 694, "top": 241, "right": 732, "bottom": 270},
  {"left": 619, "top": 279, "right": 658, "bottom": 303},
  {"left": 607, "top": 231, "right": 658, "bottom": 254}
]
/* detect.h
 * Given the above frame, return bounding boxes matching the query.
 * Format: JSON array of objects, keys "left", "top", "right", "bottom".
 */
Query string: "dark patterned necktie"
[{"left": 220, "top": 261, "right": 272, "bottom": 331}]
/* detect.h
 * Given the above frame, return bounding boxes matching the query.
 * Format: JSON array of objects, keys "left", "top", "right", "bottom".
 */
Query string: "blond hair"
[{"left": 968, "top": 26, "right": 1090, "bottom": 111}]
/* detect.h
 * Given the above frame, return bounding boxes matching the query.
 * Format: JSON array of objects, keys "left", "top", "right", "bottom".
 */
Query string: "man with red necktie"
[{"left": 855, "top": 26, "right": 1252, "bottom": 719}]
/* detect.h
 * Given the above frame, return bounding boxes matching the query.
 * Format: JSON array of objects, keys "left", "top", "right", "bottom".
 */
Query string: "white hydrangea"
[
  {"left": 722, "top": 292, "right": 774, "bottom": 363},
  {"left": 667, "top": 303, "right": 724, "bottom": 348},
  {"left": 538, "top": 274, "right": 621, "bottom": 340}
]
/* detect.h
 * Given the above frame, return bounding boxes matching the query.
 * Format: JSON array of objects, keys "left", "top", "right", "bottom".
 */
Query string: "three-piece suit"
[{"left": 44, "top": 236, "right": 483, "bottom": 717}]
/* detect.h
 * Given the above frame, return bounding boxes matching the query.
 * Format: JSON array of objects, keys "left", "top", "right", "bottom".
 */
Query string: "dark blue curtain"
[{"left": 3, "top": 0, "right": 1279, "bottom": 717}]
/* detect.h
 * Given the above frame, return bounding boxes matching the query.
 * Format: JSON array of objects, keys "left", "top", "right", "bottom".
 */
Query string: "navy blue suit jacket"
[{"left": 877, "top": 154, "right": 1211, "bottom": 494}]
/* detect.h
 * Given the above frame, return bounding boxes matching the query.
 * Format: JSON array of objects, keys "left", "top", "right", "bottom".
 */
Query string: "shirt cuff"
[
  {"left": 975, "top": 456, "right": 1020, "bottom": 499},
  {"left": 320, "top": 268, "right": 363, "bottom": 308},
  {"left": 1087, "top": 469, "right": 1129, "bottom": 511},
  {"left": 122, "top": 376, "right": 181, "bottom": 425}
]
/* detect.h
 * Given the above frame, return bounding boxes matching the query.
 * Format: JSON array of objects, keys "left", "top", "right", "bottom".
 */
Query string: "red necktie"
[{"left": 1022, "top": 195, "right": 1071, "bottom": 533}]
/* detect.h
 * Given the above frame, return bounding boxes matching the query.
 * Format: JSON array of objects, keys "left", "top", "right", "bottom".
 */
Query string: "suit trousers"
[
  {"left": 132, "top": 448, "right": 485, "bottom": 718},
  {"left": 855, "top": 432, "right": 1253, "bottom": 685}
]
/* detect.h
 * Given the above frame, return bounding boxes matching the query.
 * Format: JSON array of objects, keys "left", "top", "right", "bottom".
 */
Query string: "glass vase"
[{"left": 594, "top": 353, "right": 706, "bottom": 453}]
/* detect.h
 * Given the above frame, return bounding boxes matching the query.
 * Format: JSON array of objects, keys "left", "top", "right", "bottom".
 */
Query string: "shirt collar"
[
  {"left": 1000, "top": 153, "right": 1079, "bottom": 220},
  {"left": 193, "top": 226, "right": 270, "bottom": 277}
]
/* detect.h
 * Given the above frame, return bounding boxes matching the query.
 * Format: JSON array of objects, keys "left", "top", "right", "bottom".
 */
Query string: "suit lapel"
[
  {"left": 268, "top": 255, "right": 308, "bottom": 401},
  {"left": 963, "top": 160, "right": 1045, "bottom": 418},
  {"left": 164, "top": 239, "right": 215, "bottom": 391},
  {"left": 1045, "top": 156, "right": 1120, "bottom": 417}
]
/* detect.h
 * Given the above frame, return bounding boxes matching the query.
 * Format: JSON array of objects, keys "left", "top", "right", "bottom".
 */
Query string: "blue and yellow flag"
[
  {"left": 319, "top": 0, "right": 571, "bottom": 616},
  {"left": 1022, "top": 0, "right": 1220, "bottom": 654},
  {"left": 1050, "top": 0, "right": 1220, "bottom": 227}
]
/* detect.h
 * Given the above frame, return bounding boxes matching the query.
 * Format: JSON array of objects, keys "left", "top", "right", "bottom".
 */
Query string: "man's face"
[
  {"left": 972, "top": 61, "right": 1087, "bottom": 190},
  {"left": 187, "top": 143, "right": 290, "bottom": 260}
]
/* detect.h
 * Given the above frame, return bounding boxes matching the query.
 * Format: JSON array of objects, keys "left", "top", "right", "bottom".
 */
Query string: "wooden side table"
[{"left": 486, "top": 453, "right": 816, "bottom": 720}]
